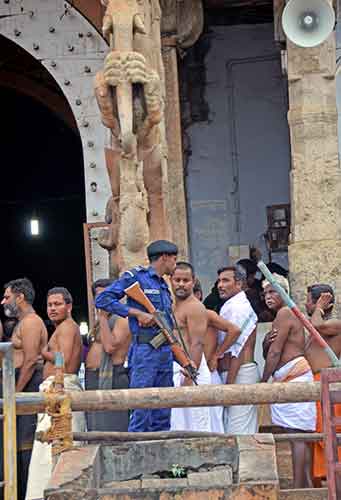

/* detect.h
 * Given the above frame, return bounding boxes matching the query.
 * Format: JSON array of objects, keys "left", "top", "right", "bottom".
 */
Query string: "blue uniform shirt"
[{"left": 95, "top": 266, "right": 173, "bottom": 337}]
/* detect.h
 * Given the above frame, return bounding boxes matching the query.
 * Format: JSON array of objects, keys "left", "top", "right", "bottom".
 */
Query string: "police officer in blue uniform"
[{"left": 95, "top": 239, "right": 178, "bottom": 432}]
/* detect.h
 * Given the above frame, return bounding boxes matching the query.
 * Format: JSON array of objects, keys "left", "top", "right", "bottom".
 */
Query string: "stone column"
[
  {"left": 162, "top": 38, "right": 189, "bottom": 258},
  {"left": 287, "top": 28, "right": 341, "bottom": 311}
]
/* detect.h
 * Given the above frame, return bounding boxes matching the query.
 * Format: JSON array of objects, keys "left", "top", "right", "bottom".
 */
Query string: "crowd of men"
[{"left": 0, "top": 238, "right": 340, "bottom": 498}]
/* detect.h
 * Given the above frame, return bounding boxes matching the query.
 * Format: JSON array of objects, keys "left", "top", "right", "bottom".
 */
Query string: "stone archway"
[{"left": 0, "top": 0, "right": 110, "bottom": 277}]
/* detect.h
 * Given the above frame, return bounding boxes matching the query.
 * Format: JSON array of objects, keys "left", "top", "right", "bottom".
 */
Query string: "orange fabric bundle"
[{"left": 313, "top": 372, "right": 341, "bottom": 481}]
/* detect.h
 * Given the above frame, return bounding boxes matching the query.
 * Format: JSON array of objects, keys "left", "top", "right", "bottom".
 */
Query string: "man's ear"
[
  {"left": 16, "top": 293, "right": 25, "bottom": 305},
  {"left": 66, "top": 303, "right": 72, "bottom": 314}
]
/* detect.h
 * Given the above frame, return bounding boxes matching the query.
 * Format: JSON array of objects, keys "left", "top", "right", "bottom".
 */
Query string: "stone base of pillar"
[{"left": 288, "top": 240, "right": 341, "bottom": 313}]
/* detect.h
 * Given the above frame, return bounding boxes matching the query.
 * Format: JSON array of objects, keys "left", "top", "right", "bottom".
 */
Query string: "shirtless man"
[
  {"left": 2, "top": 279, "right": 47, "bottom": 390},
  {"left": 262, "top": 275, "right": 316, "bottom": 488},
  {"left": 25, "top": 287, "right": 86, "bottom": 500},
  {"left": 1, "top": 278, "right": 47, "bottom": 500},
  {"left": 169, "top": 262, "right": 211, "bottom": 431},
  {"left": 42, "top": 287, "right": 82, "bottom": 378},
  {"left": 216, "top": 266, "right": 259, "bottom": 435},
  {"left": 304, "top": 284, "right": 341, "bottom": 486},
  {"left": 86, "top": 278, "right": 131, "bottom": 432}
]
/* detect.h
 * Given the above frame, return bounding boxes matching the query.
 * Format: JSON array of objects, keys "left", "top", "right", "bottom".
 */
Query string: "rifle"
[{"left": 124, "top": 281, "right": 199, "bottom": 384}]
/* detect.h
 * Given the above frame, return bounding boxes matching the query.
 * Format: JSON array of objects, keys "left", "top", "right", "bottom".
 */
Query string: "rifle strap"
[{"left": 170, "top": 311, "right": 192, "bottom": 360}]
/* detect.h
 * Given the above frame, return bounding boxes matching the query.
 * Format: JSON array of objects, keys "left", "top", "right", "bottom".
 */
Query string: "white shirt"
[{"left": 218, "top": 291, "right": 258, "bottom": 358}]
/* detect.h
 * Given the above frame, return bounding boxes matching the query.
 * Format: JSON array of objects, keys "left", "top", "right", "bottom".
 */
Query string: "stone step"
[{"left": 279, "top": 488, "right": 327, "bottom": 500}]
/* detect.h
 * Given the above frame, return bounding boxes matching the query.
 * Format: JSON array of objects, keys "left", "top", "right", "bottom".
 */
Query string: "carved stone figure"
[{"left": 95, "top": 0, "right": 170, "bottom": 275}]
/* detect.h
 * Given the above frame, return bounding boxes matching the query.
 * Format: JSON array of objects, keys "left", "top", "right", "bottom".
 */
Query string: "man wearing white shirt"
[{"left": 215, "top": 266, "right": 259, "bottom": 434}]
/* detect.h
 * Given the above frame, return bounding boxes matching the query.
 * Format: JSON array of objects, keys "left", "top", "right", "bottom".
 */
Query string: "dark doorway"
[{"left": 0, "top": 80, "right": 87, "bottom": 324}]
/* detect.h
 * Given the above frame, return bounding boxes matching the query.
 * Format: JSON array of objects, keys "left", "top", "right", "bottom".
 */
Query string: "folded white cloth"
[
  {"left": 171, "top": 355, "right": 211, "bottom": 432},
  {"left": 271, "top": 358, "right": 317, "bottom": 431},
  {"left": 223, "top": 362, "right": 260, "bottom": 434},
  {"left": 25, "top": 374, "right": 87, "bottom": 500},
  {"left": 218, "top": 291, "right": 257, "bottom": 358},
  {"left": 209, "top": 369, "right": 224, "bottom": 433}
]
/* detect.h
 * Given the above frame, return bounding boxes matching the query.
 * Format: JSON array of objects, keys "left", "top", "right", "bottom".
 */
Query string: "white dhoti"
[
  {"left": 209, "top": 370, "right": 224, "bottom": 433},
  {"left": 171, "top": 356, "right": 211, "bottom": 432},
  {"left": 25, "top": 374, "right": 87, "bottom": 500},
  {"left": 271, "top": 357, "right": 316, "bottom": 431},
  {"left": 223, "top": 362, "right": 260, "bottom": 434}
]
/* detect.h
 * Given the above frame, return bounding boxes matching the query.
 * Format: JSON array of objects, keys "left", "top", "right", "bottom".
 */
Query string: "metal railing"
[{"left": 0, "top": 342, "right": 17, "bottom": 500}]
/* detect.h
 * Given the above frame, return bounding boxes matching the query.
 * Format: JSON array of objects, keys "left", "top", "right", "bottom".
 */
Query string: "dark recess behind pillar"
[{"left": 0, "top": 87, "right": 87, "bottom": 323}]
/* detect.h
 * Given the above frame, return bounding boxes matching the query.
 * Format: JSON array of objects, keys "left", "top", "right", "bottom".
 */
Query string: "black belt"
[{"left": 135, "top": 333, "right": 158, "bottom": 344}]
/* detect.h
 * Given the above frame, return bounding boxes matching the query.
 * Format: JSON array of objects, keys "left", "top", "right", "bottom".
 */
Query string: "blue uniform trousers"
[{"left": 128, "top": 343, "right": 173, "bottom": 432}]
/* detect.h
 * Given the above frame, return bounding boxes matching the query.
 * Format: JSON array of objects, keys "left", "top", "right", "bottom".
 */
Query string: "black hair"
[
  {"left": 174, "top": 261, "right": 195, "bottom": 277},
  {"left": 91, "top": 278, "right": 114, "bottom": 298},
  {"left": 307, "top": 284, "right": 335, "bottom": 304},
  {"left": 236, "top": 259, "right": 257, "bottom": 276},
  {"left": 217, "top": 265, "right": 246, "bottom": 282},
  {"left": 266, "top": 262, "right": 288, "bottom": 278},
  {"left": 47, "top": 287, "right": 73, "bottom": 304},
  {"left": 4, "top": 278, "right": 35, "bottom": 305},
  {"left": 193, "top": 278, "right": 203, "bottom": 295}
]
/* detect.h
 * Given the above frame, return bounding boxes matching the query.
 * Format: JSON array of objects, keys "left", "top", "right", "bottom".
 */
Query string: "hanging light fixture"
[
  {"left": 30, "top": 218, "right": 40, "bottom": 236},
  {"left": 79, "top": 321, "right": 89, "bottom": 336}
]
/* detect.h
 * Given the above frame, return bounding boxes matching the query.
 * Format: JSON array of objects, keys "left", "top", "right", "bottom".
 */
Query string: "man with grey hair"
[
  {"left": 1, "top": 278, "right": 47, "bottom": 500},
  {"left": 215, "top": 266, "right": 259, "bottom": 434},
  {"left": 262, "top": 275, "right": 316, "bottom": 488}
]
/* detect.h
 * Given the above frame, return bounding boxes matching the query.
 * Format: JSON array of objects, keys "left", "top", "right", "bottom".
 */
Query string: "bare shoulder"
[
  {"left": 22, "top": 313, "right": 45, "bottom": 331},
  {"left": 56, "top": 319, "right": 80, "bottom": 337},
  {"left": 275, "top": 306, "right": 294, "bottom": 321},
  {"left": 187, "top": 296, "right": 207, "bottom": 316},
  {"left": 206, "top": 309, "right": 217, "bottom": 321}
]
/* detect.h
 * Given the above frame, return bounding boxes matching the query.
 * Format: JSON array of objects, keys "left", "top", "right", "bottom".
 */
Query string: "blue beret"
[{"left": 147, "top": 240, "right": 178, "bottom": 259}]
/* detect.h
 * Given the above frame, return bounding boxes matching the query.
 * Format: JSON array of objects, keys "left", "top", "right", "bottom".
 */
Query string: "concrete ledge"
[
  {"left": 187, "top": 467, "right": 232, "bottom": 488},
  {"left": 279, "top": 488, "right": 328, "bottom": 500},
  {"left": 237, "top": 434, "right": 279, "bottom": 484},
  {"left": 142, "top": 478, "right": 188, "bottom": 489},
  {"left": 45, "top": 445, "right": 101, "bottom": 494}
]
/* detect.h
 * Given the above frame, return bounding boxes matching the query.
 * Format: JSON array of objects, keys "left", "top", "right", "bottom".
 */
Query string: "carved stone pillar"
[
  {"left": 160, "top": 0, "right": 203, "bottom": 259},
  {"left": 287, "top": 29, "right": 341, "bottom": 311},
  {"left": 162, "top": 38, "right": 189, "bottom": 258}
]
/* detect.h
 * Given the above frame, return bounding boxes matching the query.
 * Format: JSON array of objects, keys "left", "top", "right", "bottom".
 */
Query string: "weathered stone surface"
[
  {"left": 95, "top": 0, "right": 172, "bottom": 273},
  {"left": 279, "top": 488, "right": 327, "bottom": 500},
  {"left": 160, "top": 490, "right": 231, "bottom": 500},
  {"left": 102, "top": 480, "right": 141, "bottom": 491},
  {"left": 275, "top": 441, "right": 293, "bottom": 489},
  {"left": 289, "top": 241, "right": 341, "bottom": 314},
  {"left": 232, "top": 483, "right": 278, "bottom": 499},
  {"left": 100, "top": 437, "right": 237, "bottom": 483},
  {"left": 286, "top": 20, "right": 341, "bottom": 312},
  {"left": 187, "top": 467, "right": 232, "bottom": 487},
  {"left": 163, "top": 46, "right": 189, "bottom": 258},
  {"left": 142, "top": 478, "right": 188, "bottom": 489},
  {"left": 45, "top": 445, "right": 101, "bottom": 495},
  {"left": 45, "top": 437, "right": 279, "bottom": 499},
  {"left": 236, "top": 435, "right": 278, "bottom": 484}
]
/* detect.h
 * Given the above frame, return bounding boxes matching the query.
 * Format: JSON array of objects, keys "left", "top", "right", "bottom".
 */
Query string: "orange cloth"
[
  {"left": 277, "top": 356, "right": 311, "bottom": 383},
  {"left": 313, "top": 372, "right": 341, "bottom": 480}
]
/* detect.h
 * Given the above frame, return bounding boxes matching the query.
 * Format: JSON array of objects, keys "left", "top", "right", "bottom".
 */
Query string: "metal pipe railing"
[{"left": 0, "top": 342, "right": 17, "bottom": 500}]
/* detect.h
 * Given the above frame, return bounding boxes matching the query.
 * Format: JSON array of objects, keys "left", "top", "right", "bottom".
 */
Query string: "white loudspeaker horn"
[{"left": 282, "top": 0, "right": 335, "bottom": 48}]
